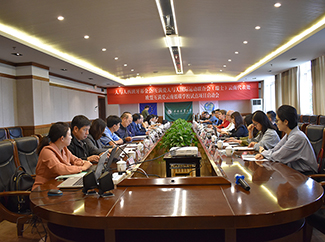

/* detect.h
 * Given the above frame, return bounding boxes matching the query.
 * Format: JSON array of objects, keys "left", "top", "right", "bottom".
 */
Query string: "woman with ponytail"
[{"left": 32, "top": 122, "right": 92, "bottom": 190}]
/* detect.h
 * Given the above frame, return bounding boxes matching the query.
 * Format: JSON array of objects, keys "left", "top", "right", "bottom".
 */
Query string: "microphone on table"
[
  {"left": 234, "top": 174, "right": 250, "bottom": 191},
  {"left": 102, "top": 133, "right": 129, "bottom": 158}
]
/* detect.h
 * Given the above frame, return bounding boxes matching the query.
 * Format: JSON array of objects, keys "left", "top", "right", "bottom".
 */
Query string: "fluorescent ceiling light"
[
  {"left": 236, "top": 15, "right": 325, "bottom": 80},
  {"left": 0, "top": 23, "right": 122, "bottom": 83}
]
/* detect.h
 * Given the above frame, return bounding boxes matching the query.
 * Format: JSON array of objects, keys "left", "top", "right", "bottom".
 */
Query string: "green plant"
[{"left": 160, "top": 119, "right": 197, "bottom": 151}]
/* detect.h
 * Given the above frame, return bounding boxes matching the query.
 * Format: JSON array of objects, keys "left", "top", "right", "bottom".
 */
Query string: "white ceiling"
[{"left": 0, "top": 0, "right": 325, "bottom": 87}]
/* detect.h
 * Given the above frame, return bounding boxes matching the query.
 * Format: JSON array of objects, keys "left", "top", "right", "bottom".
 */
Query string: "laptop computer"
[{"left": 57, "top": 148, "right": 111, "bottom": 188}]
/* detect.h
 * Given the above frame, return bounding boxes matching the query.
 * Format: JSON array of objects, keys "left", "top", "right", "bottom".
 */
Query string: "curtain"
[
  {"left": 311, "top": 56, "right": 325, "bottom": 115},
  {"left": 275, "top": 74, "right": 282, "bottom": 108},
  {"left": 275, "top": 67, "right": 300, "bottom": 112}
]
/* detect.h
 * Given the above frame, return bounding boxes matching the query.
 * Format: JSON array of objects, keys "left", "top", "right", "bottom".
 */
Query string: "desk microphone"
[
  {"left": 234, "top": 174, "right": 250, "bottom": 191},
  {"left": 102, "top": 133, "right": 130, "bottom": 158}
]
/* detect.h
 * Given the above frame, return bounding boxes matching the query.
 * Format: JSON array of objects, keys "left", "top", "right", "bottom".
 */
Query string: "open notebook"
[{"left": 57, "top": 147, "right": 116, "bottom": 188}]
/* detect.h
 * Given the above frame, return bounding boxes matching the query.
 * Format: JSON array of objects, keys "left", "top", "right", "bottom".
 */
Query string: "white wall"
[
  {"left": 0, "top": 76, "right": 18, "bottom": 127},
  {"left": 50, "top": 85, "right": 99, "bottom": 122},
  {"left": 219, "top": 100, "right": 252, "bottom": 113}
]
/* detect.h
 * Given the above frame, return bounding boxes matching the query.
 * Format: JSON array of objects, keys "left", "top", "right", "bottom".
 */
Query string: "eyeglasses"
[
  {"left": 252, "top": 122, "right": 258, "bottom": 127},
  {"left": 275, "top": 119, "right": 280, "bottom": 124}
]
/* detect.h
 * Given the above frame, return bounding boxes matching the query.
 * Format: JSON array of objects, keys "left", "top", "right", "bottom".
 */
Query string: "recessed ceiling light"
[
  {"left": 84, "top": 35, "right": 89, "bottom": 39},
  {"left": 102, "top": 48, "right": 106, "bottom": 51},
  {"left": 57, "top": 16, "right": 64, "bottom": 21},
  {"left": 243, "top": 41, "right": 248, "bottom": 44},
  {"left": 255, "top": 26, "right": 261, "bottom": 30},
  {"left": 274, "top": 3, "right": 281, "bottom": 8},
  {"left": 11, "top": 52, "right": 23, "bottom": 56},
  {"left": 60, "top": 68, "right": 67, "bottom": 71},
  {"left": 223, "top": 65, "right": 227, "bottom": 68},
  {"left": 131, "top": 69, "right": 134, "bottom": 72},
  {"left": 124, "top": 64, "right": 127, "bottom": 67},
  {"left": 228, "top": 59, "right": 232, "bottom": 62},
  {"left": 188, "top": 63, "right": 191, "bottom": 66},
  {"left": 220, "top": 70, "right": 223, "bottom": 72},
  {"left": 114, "top": 57, "right": 118, "bottom": 60},
  {"left": 235, "top": 51, "right": 239, "bottom": 54},
  {"left": 137, "top": 73, "right": 140, "bottom": 75}
]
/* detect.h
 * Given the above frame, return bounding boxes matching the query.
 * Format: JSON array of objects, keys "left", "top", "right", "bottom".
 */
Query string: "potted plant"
[{"left": 160, "top": 119, "right": 198, "bottom": 151}]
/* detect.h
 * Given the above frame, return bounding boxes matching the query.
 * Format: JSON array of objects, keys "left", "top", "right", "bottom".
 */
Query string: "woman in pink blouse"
[{"left": 32, "top": 122, "right": 92, "bottom": 190}]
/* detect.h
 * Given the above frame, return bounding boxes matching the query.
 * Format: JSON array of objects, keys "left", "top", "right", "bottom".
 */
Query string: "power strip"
[{"left": 112, "top": 172, "right": 127, "bottom": 184}]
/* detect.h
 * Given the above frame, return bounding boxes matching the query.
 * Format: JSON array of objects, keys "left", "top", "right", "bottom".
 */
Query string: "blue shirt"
[
  {"left": 100, "top": 127, "right": 120, "bottom": 145},
  {"left": 130, "top": 122, "right": 146, "bottom": 136},
  {"left": 209, "top": 116, "right": 219, "bottom": 125}
]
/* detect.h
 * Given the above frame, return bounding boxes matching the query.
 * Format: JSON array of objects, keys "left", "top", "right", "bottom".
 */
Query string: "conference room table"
[{"left": 30, "top": 135, "right": 324, "bottom": 242}]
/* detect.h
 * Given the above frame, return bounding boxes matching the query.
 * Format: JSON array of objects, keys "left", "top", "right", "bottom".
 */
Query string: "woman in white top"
[{"left": 248, "top": 110, "right": 280, "bottom": 151}]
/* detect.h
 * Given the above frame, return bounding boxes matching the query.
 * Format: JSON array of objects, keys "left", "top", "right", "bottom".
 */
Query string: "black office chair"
[
  {"left": 319, "top": 116, "right": 325, "bottom": 126},
  {"left": 306, "top": 125, "right": 325, "bottom": 173},
  {"left": 12, "top": 136, "right": 39, "bottom": 175},
  {"left": 298, "top": 122, "right": 309, "bottom": 134},
  {"left": 302, "top": 115, "right": 311, "bottom": 123},
  {"left": 0, "top": 140, "right": 32, "bottom": 236},
  {"left": 7, "top": 127, "right": 23, "bottom": 139},
  {"left": 0, "top": 128, "right": 8, "bottom": 141},
  {"left": 309, "top": 115, "right": 318, "bottom": 125}
]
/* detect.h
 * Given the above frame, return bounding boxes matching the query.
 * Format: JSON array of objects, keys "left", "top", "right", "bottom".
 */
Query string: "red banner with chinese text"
[{"left": 107, "top": 82, "right": 259, "bottom": 104}]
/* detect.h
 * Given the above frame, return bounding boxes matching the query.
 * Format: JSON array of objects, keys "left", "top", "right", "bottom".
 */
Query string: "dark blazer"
[
  {"left": 229, "top": 124, "right": 248, "bottom": 138},
  {"left": 67, "top": 134, "right": 100, "bottom": 160},
  {"left": 84, "top": 134, "right": 108, "bottom": 154},
  {"left": 116, "top": 124, "right": 132, "bottom": 142}
]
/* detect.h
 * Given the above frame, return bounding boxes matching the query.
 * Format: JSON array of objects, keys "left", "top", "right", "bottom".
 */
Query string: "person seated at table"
[
  {"left": 116, "top": 112, "right": 133, "bottom": 142},
  {"left": 144, "top": 114, "right": 155, "bottom": 126},
  {"left": 220, "top": 111, "right": 248, "bottom": 137},
  {"left": 32, "top": 122, "right": 92, "bottom": 190},
  {"left": 267, "top": 110, "right": 282, "bottom": 138},
  {"left": 215, "top": 110, "right": 229, "bottom": 129},
  {"left": 85, "top": 118, "right": 112, "bottom": 154},
  {"left": 200, "top": 111, "right": 210, "bottom": 123},
  {"left": 139, "top": 114, "right": 148, "bottom": 132},
  {"left": 129, "top": 113, "right": 149, "bottom": 136},
  {"left": 217, "top": 110, "right": 234, "bottom": 133},
  {"left": 100, "top": 115, "right": 124, "bottom": 146},
  {"left": 202, "top": 110, "right": 219, "bottom": 125},
  {"left": 214, "top": 109, "right": 223, "bottom": 125},
  {"left": 255, "top": 105, "right": 317, "bottom": 175},
  {"left": 225, "top": 114, "right": 259, "bottom": 146},
  {"left": 247, "top": 110, "right": 280, "bottom": 151},
  {"left": 68, "top": 115, "right": 101, "bottom": 163}
]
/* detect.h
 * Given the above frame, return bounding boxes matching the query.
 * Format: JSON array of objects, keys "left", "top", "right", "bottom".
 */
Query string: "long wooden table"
[{"left": 30, "top": 135, "right": 324, "bottom": 242}]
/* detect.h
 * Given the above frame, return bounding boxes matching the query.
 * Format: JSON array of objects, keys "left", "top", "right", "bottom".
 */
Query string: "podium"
[{"left": 163, "top": 152, "right": 201, "bottom": 177}]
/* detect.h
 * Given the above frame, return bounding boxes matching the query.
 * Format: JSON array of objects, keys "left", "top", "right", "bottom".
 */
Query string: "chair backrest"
[
  {"left": 319, "top": 116, "right": 325, "bottom": 125},
  {"left": 12, "top": 136, "right": 39, "bottom": 175},
  {"left": 302, "top": 115, "right": 310, "bottom": 123},
  {"left": 306, "top": 125, "right": 325, "bottom": 172},
  {"left": 0, "top": 140, "right": 18, "bottom": 192},
  {"left": 309, "top": 115, "right": 318, "bottom": 125},
  {"left": 298, "top": 123, "right": 309, "bottom": 134},
  {"left": 0, "top": 128, "right": 8, "bottom": 141},
  {"left": 7, "top": 127, "right": 23, "bottom": 139}
]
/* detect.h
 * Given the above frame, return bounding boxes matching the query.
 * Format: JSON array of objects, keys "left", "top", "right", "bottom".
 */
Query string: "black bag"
[{"left": 6, "top": 166, "right": 34, "bottom": 214}]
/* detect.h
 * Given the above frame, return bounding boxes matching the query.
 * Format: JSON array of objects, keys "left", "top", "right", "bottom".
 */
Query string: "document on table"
[
  {"left": 241, "top": 154, "right": 268, "bottom": 162},
  {"left": 233, "top": 146, "right": 255, "bottom": 151}
]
